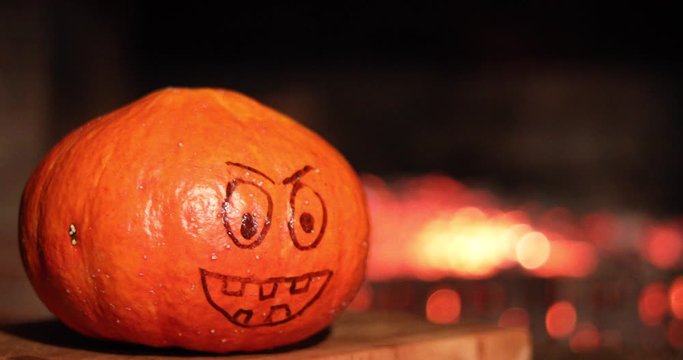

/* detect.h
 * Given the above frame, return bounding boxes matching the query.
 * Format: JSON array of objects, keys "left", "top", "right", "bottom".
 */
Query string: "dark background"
[
  {"left": 47, "top": 2, "right": 683, "bottom": 214},
  {"left": 1, "top": 0, "right": 682, "bottom": 333}
]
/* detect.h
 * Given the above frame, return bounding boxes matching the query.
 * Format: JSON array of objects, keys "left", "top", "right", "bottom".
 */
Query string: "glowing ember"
[
  {"left": 569, "top": 322, "right": 601, "bottom": 353},
  {"left": 425, "top": 288, "right": 461, "bottom": 324},
  {"left": 670, "top": 276, "right": 683, "bottom": 319},
  {"left": 546, "top": 301, "right": 577, "bottom": 339},
  {"left": 498, "top": 307, "right": 530, "bottom": 328},
  {"left": 638, "top": 283, "right": 669, "bottom": 326},
  {"left": 642, "top": 225, "right": 683, "bottom": 269},
  {"left": 516, "top": 232, "right": 550, "bottom": 270}
]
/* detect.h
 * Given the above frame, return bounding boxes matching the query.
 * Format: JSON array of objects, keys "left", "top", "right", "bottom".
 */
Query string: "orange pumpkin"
[{"left": 19, "top": 88, "right": 369, "bottom": 352}]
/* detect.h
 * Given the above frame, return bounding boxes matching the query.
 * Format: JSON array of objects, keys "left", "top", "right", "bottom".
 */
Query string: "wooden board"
[{"left": 0, "top": 311, "right": 530, "bottom": 359}]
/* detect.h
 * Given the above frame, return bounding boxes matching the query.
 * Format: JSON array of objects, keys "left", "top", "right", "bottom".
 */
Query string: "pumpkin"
[{"left": 18, "top": 88, "right": 369, "bottom": 352}]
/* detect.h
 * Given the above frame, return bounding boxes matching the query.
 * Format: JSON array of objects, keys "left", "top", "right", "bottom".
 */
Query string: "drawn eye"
[
  {"left": 223, "top": 179, "right": 273, "bottom": 249},
  {"left": 288, "top": 182, "right": 327, "bottom": 250}
]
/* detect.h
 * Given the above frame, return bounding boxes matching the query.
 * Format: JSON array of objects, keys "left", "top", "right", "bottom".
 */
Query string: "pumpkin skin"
[{"left": 19, "top": 88, "right": 369, "bottom": 352}]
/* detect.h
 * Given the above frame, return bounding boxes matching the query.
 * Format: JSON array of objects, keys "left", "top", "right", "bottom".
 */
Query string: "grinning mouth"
[{"left": 199, "top": 268, "right": 333, "bottom": 328}]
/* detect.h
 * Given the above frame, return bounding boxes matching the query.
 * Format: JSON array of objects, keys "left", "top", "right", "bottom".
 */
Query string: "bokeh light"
[
  {"left": 569, "top": 322, "right": 601, "bottom": 353},
  {"left": 638, "top": 282, "right": 669, "bottom": 326},
  {"left": 670, "top": 276, "right": 683, "bottom": 319},
  {"left": 546, "top": 301, "right": 577, "bottom": 339},
  {"left": 643, "top": 225, "right": 683, "bottom": 269},
  {"left": 498, "top": 307, "right": 530, "bottom": 328},
  {"left": 516, "top": 232, "right": 550, "bottom": 270},
  {"left": 425, "top": 288, "right": 461, "bottom": 324}
]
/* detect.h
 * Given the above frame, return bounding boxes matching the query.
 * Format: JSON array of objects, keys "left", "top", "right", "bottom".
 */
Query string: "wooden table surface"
[{"left": 0, "top": 311, "right": 530, "bottom": 360}]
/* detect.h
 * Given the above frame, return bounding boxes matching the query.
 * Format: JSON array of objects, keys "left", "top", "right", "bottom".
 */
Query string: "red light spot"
[
  {"left": 643, "top": 226, "right": 683, "bottom": 269},
  {"left": 546, "top": 301, "right": 577, "bottom": 339},
  {"left": 570, "top": 322, "right": 601, "bottom": 353},
  {"left": 670, "top": 276, "right": 683, "bottom": 319},
  {"left": 426, "top": 288, "right": 461, "bottom": 324},
  {"left": 348, "top": 283, "right": 373, "bottom": 312},
  {"left": 638, "top": 282, "right": 669, "bottom": 326},
  {"left": 668, "top": 320, "right": 683, "bottom": 349},
  {"left": 498, "top": 307, "right": 530, "bottom": 328},
  {"left": 581, "top": 212, "right": 617, "bottom": 248}
]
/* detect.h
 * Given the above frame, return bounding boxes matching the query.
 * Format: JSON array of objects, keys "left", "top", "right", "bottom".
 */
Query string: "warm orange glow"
[
  {"left": 638, "top": 282, "right": 669, "bottom": 326},
  {"left": 668, "top": 320, "right": 683, "bottom": 349},
  {"left": 532, "top": 238, "right": 598, "bottom": 278},
  {"left": 569, "top": 322, "right": 601, "bottom": 353},
  {"left": 670, "top": 276, "right": 683, "bottom": 319},
  {"left": 643, "top": 225, "right": 683, "bottom": 269},
  {"left": 348, "top": 283, "right": 373, "bottom": 312},
  {"left": 498, "top": 307, "right": 530, "bottom": 328},
  {"left": 546, "top": 301, "right": 577, "bottom": 339},
  {"left": 363, "top": 174, "right": 612, "bottom": 281},
  {"left": 413, "top": 208, "right": 524, "bottom": 279},
  {"left": 425, "top": 288, "right": 461, "bottom": 324},
  {"left": 516, "top": 232, "right": 550, "bottom": 270}
]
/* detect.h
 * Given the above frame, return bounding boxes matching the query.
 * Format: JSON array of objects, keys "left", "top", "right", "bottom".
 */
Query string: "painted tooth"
[
  {"left": 265, "top": 304, "right": 292, "bottom": 323},
  {"left": 222, "top": 278, "right": 245, "bottom": 296},
  {"left": 259, "top": 281, "right": 278, "bottom": 300},
  {"left": 232, "top": 309, "right": 253, "bottom": 325},
  {"left": 290, "top": 275, "right": 312, "bottom": 294}
]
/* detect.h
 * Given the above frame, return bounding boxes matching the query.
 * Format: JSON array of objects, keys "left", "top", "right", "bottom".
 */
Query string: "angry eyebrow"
[
  {"left": 282, "top": 165, "right": 316, "bottom": 185},
  {"left": 225, "top": 162, "right": 275, "bottom": 184}
]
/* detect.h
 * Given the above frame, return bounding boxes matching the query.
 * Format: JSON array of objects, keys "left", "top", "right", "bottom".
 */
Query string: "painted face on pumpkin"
[{"left": 199, "top": 162, "right": 332, "bottom": 328}]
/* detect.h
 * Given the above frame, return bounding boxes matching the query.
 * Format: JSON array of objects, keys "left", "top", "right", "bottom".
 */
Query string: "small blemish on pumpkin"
[
  {"left": 225, "top": 244, "right": 232, "bottom": 249},
  {"left": 138, "top": 272, "right": 144, "bottom": 277},
  {"left": 177, "top": 332, "right": 183, "bottom": 337},
  {"left": 255, "top": 255, "right": 260, "bottom": 260},
  {"left": 178, "top": 142, "right": 184, "bottom": 147},
  {"left": 65, "top": 289, "right": 71, "bottom": 294},
  {"left": 221, "top": 338, "right": 227, "bottom": 343},
  {"left": 210, "top": 329, "right": 216, "bottom": 334},
  {"left": 210, "top": 253, "right": 218, "bottom": 260},
  {"left": 68, "top": 224, "right": 77, "bottom": 246},
  {"left": 116, "top": 319, "right": 121, "bottom": 324}
]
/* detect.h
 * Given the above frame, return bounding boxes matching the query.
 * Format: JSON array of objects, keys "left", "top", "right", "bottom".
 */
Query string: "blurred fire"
[
  {"left": 359, "top": 173, "right": 683, "bottom": 353},
  {"left": 363, "top": 174, "right": 599, "bottom": 280}
]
